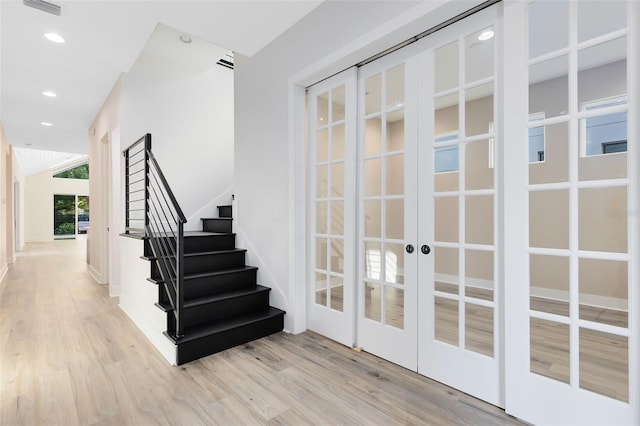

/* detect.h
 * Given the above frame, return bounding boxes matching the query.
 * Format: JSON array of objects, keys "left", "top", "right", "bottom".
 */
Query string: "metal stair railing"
[{"left": 124, "top": 134, "right": 187, "bottom": 337}]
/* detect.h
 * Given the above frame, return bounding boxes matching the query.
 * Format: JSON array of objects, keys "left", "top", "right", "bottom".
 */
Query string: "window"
[
  {"left": 580, "top": 96, "right": 627, "bottom": 157},
  {"left": 528, "top": 112, "right": 545, "bottom": 163},
  {"left": 434, "top": 131, "right": 459, "bottom": 174},
  {"left": 53, "top": 163, "right": 89, "bottom": 179},
  {"left": 602, "top": 140, "right": 627, "bottom": 154}
]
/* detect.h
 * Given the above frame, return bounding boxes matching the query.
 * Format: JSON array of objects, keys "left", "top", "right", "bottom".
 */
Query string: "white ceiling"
[
  {"left": 0, "top": 0, "right": 322, "bottom": 164},
  {"left": 13, "top": 146, "right": 85, "bottom": 176}
]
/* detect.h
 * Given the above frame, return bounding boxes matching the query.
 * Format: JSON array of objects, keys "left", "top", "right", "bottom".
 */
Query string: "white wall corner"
[{"left": 236, "top": 228, "right": 291, "bottom": 332}]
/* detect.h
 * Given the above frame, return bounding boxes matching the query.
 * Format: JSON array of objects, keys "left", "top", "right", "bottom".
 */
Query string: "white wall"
[
  {"left": 88, "top": 25, "right": 235, "bottom": 355},
  {"left": 120, "top": 24, "right": 234, "bottom": 229},
  {"left": 234, "top": 0, "right": 480, "bottom": 332},
  {"left": 23, "top": 170, "right": 89, "bottom": 242},
  {"left": 89, "top": 77, "right": 122, "bottom": 290},
  {"left": 119, "top": 236, "right": 176, "bottom": 364}
]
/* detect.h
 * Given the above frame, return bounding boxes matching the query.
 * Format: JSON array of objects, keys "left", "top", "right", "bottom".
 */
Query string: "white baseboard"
[
  {"left": 435, "top": 273, "right": 493, "bottom": 290},
  {"left": 0, "top": 265, "right": 8, "bottom": 283},
  {"left": 88, "top": 265, "right": 106, "bottom": 284},
  {"left": 434, "top": 274, "right": 626, "bottom": 312},
  {"left": 109, "top": 284, "right": 120, "bottom": 298},
  {"left": 531, "top": 286, "right": 627, "bottom": 312}
]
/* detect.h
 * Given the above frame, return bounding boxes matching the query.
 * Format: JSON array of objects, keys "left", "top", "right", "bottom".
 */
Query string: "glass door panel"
[
  {"left": 307, "top": 68, "right": 357, "bottom": 346},
  {"left": 506, "top": 1, "right": 637, "bottom": 424},
  {"left": 418, "top": 4, "right": 501, "bottom": 407},
  {"left": 358, "top": 55, "right": 418, "bottom": 370}
]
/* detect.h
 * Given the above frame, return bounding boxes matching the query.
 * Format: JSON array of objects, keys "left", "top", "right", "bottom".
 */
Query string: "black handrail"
[{"left": 123, "top": 134, "right": 186, "bottom": 337}]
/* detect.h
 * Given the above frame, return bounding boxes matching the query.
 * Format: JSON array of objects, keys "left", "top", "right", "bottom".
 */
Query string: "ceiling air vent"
[
  {"left": 23, "top": 0, "right": 61, "bottom": 16},
  {"left": 216, "top": 53, "right": 234, "bottom": 70}
]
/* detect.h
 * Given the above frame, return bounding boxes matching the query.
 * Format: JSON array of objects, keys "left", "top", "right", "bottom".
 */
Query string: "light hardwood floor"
[{"left": 1, "top": 240, "right": 526, "bottom": 425}]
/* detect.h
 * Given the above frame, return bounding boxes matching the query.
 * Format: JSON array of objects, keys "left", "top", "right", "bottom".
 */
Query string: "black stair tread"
[
  {"left": 147, "top": 231, "right": 234, "bottom": 238},
  {"left": 185, "top": 285, "right": 271, "bottom": 308},
  {"left": 184, "top": 231, "right": 235, "bottom": 237},
  {"left": 154, "top": 285, "right": 271, "bottom": 312},
  {"left": 184, "top": 265, "right": 258, "bottom": 281},
  {"left": 155, "top": 301, "right": 171, "bottom": 312},
  {"left": 142, "top": 248, "right": 246, "bottom": 262},
  {"left": 184, "top": 248, "right": 246, "bottom": 258},
  {"left": 201, "top": 217, "right": 233, "bottom": 221},
  {"left": 166, "top": 307, "right": 285, "bottom": 344},
  {"left": 147, "top": 265, "right": 258, "bottom": 285}
]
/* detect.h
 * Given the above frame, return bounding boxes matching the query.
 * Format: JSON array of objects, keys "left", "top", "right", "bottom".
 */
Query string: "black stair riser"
[
  {"left": 145, "top": 203, "right": 286, "bottom": 366},
  {"left": 217, "top": 205, "right": 232, "bottom": 218},
  {"left": 185, "top": 269, "right": 258, "bottom": 299},
  {"left": 202, "top": 218, "right": 232, "bottom": 233},
  {"left": 146, "top": 234, "right": 237, "bottom": 254},
  {"left": 185, "top": 234, "right": 236, "bottom": 253},
  {"left": 144, "top": 240, "right": 153, "bottom": 258},
  {"left": 174, "top": 314, "right": 284, "bottom": 365},
  {"left": 184, "top": 250, "right": 246, "bottom": 274},
  {"left": 150, "top": 260, "right": 161, "bottom": 280},
  {"left": 182, "top": 290, "right": 271, "bottom": 328}
]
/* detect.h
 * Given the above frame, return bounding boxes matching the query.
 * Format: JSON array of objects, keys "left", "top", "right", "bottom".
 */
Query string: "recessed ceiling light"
[
  {"left": 44, "top": 32, "right": 65, "bottom": 43},
  {"left": 41, "top": 122, "right": 53, "bottom": 127},
  {"left": 179, "top": 35, "right": 192, "bottom": 44},
  {"left": 478, "top": 30, "right": 494, "bottom": 41},
  {"left": 42, "top": 90, "right": 57, "bottom": 97}
]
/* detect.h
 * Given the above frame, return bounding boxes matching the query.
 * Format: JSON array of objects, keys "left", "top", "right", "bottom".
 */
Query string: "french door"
[
  {"left": 357, "top": 52, "right": 419, "bottom": 370},
  {"left": 504, "top": 1, "right": 638, "bottom": 424},
  {"left": 306, "top": 0, "right": 638, "bottom": 423},
  {"left": 307, "top": 69, "right": 357, "bottom": 346},
  {"left": 356, "top": 4, "right": 502, "bottom": 404}
]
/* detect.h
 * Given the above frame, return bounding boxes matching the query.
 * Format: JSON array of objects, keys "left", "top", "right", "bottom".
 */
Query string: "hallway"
[{"left": 1, "top": 240, "right": 522, "bottom": 425}]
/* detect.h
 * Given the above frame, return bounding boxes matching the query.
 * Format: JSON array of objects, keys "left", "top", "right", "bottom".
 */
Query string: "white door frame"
[
  {"left": 100, "top": 132, "right": 110, "bottom": 285},
  {"left": 13, "top": 181, "right": 20, "bottom": 253}
]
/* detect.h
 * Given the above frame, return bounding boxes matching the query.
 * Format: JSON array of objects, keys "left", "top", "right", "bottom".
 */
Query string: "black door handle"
[
  {"left": 406, "top": 244, "right": 414, "bottom": 254},
  {"left": 421, "top": 244, "right": 431, "bottom": 255}
]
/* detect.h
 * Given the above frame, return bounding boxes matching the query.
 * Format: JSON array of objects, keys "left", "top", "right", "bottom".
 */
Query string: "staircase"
[
  {"left": 144, "top": 205, "right": 285, "bottom": 365},
  {"left": 124, "top": 133, "right": 284, "bottom": 366}
]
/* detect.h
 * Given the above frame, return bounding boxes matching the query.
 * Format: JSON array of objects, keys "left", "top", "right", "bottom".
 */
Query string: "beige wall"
[
  {"left": 528, "top": 60, "right": 628, "bottom": 303},
  {"left": 1, "top": 124, "right": 9, "bottom": 279},
  {"left": 24, "top": 170, "right": 89, "bottom": 242},
  {"left": 371, "top": 61, "right": 628, "bottom": 306}
]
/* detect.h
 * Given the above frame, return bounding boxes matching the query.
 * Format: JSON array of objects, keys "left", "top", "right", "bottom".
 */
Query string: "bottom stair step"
[{"left": 165, "top": 307, "right": 285, "bottom": 365}]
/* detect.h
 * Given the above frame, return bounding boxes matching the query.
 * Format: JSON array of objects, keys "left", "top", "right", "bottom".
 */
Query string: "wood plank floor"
[{"left": 0, "top": 240, "right": 525, "bottom": 425}]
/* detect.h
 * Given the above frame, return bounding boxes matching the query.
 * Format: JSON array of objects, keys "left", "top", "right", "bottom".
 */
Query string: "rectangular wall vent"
[
  {"left": 216, "top": 59, "right": 234, "bottom": 70},
  {"left": 23, "top": 0, "right": 61, "bottom": 16}
]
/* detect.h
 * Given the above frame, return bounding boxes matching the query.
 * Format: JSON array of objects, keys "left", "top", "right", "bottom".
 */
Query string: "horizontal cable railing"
[{"left": 123, "top": 134, "right": 187, "bottom": 336}]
